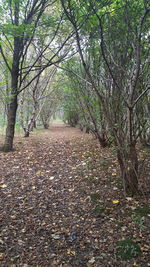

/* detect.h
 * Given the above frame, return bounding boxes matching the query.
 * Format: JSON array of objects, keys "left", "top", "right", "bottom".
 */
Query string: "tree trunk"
[
  {"left": 3, "top": 95, "right": 18, "bottom": 152},
  {"left": 43, "top": 123, "right": 49, "bottom": 129},
  {"left": 3, "top": 66, "right": 19, "bottom": 151},
  {"left": 3, "top": 9, "right": 21, "bottom": 151},
  {"left": 24, "top": 112, "right": 36, "bottom": 137},
  {"left": 96, "top": 131, "right": 108, "bottom": 148},
  {"left": 117, "top": 143, "right": 139, "bottom": 196}
]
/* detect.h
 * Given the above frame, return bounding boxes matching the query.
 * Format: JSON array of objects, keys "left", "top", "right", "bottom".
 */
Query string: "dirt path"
[{"left": 0, "top": 125, "right": 150, "bottom": 266}]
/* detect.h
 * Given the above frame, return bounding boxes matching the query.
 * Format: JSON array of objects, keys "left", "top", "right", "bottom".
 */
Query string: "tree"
[
  {"left": 0, "top": 0, "right": 73, "bottom": 151},
  {"left": 61, "top": 58, "right": 110, "bottom": 146},
  {"left": 61, "top": 0, "right": 150, "bottom": 195}
]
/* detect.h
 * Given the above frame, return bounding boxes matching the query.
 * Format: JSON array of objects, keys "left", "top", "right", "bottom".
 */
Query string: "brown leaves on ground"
[{"left": 0, "top": 125, "right": 150, "bottom": 267}]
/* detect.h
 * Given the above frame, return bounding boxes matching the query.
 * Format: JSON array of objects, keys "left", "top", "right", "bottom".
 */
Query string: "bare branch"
[
  {"left": 0, "top": 43, "right": 12, "bottom": 73},
  {"left": 133, "top": 85, "right": 150, "bottom": 107}
]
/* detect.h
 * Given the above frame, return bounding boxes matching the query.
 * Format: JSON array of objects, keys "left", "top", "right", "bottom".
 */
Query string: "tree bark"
[
  {"left": 117, "top": 143, "right": 139, "bottom": 196},
  {"left": 3, "top": 50, "right": 19, "bottom": 151},
  {"left": 43, "top": 123, "right": 49, "bottom": 129},
  {"left": 3, "top": 95, "right": 18, "bottom": 152},
  {"left": 24, "top": 111, "right": 36, "bottom": 137}
]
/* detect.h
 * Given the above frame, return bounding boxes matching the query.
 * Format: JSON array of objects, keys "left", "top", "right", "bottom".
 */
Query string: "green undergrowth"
[
  {"left": 93, "top": 204, "right": 106, "bottom": 215},
  {"left": 133, "top": 206, "right": 150, "bottom": 216},
  {"left": 116, "top": 239, "right": 142, "bottom": 260},
  {"left": 90, "top": 193, "right": 101, "bottom": 202}
]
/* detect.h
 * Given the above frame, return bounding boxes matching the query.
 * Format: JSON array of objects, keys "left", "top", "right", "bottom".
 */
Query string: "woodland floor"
[{"left": 0, "top": 124, "right": 150, "bottom": 267}]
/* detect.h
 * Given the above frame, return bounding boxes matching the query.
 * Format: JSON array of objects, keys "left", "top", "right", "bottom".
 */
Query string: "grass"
[
  {"left": 134, "top": 206, "right": 150, "bottom": 216},
  {"left": 0, "top": 123, "right": 23, "bottom": 137}
]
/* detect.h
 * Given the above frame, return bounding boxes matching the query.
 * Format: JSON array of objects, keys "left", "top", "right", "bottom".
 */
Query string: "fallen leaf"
[
  {"left": 112, "top": 200, "right": 119, "bottom": 204},
  {"left": 68, "top": 188, "right": 74, "bottom": 192},
  {"left": 0, "top": 184, "right": 7, "bottom": 188},
  {"left": 67, "top": 249, "right": 76, "bottom": 255},
  {"left": 51, "top": 234, "right": 61, "bottom": 240},
  {"left": 0, "top": 253, "right": 4, "bottom": 260},
  {"left": 10, "top": 215, "right": 17, "bottom": 219},
  {"left": 88, "top": 257, "right": 96, "bottom": 264},
  {"left": 36, "top": 171, "right": 45, "bottom": 175},
  {"left": 126, "top": 197, "right": 133, "bottom": 201},
  {"left": 32, "top": 186, "right": 36, "bottom": 190},
  {"left": 25, "top": 206, "right": 34, "bottom": 210},
  {"left": 49, "top": 176, "right": 55, "bottom": 180}
]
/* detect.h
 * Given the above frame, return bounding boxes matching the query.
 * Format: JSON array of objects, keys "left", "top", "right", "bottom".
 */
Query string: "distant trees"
[
  {"left": 61, "top": 59, "right": 110, "bottom": 146},
  {"left": 19, "top": 67, "right": 57, "bottom": 136}
]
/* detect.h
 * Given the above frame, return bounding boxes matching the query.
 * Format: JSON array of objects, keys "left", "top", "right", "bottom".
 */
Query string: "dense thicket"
[{"left": 60, "top": 0, "right": 150, "bottom": 195}]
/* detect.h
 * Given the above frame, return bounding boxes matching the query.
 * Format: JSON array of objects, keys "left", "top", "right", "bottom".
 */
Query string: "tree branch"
[{"left": 0, "top": 43, "right": 12, "bottom": 73}]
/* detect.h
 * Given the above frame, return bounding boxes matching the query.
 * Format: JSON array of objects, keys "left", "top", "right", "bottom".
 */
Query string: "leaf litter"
[{"left": 0, "top": 124, "right": 150, "bottom": 266}]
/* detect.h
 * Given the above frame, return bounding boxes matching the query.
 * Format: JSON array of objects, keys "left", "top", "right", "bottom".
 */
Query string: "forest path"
[{"left": 0, "top": 125, "right": 150, "bottom": 266}]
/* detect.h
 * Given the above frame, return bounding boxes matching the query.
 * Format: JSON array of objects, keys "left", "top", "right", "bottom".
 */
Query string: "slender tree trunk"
[
  {"left": 24, "top": 111, "right": 36, "bottom": 137},
  {"left": 43, "top": 122, "right": 49, "bottom": 129},
  {"left": 3, "top": 35, "right": 20, "bottom": 151},
  {"left": 3, "top": 96, "right": 18, "bottom": 152},
  {"left": 3, "top": 58, "right": 19, "bottom": 151},
  {"left": 3, "top": 75, "right": 18, "bottom": 151},
  {"left": 3, "top": 80, "right": 19, "bottom": 151},
  {"left": 117, "top": 143, "right": 139, "bottom": 196}
]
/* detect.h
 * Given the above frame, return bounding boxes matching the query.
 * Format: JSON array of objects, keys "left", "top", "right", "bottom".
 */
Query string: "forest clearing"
[{"left": 0, "top": 124, "right": 150, "bottom": 266}]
